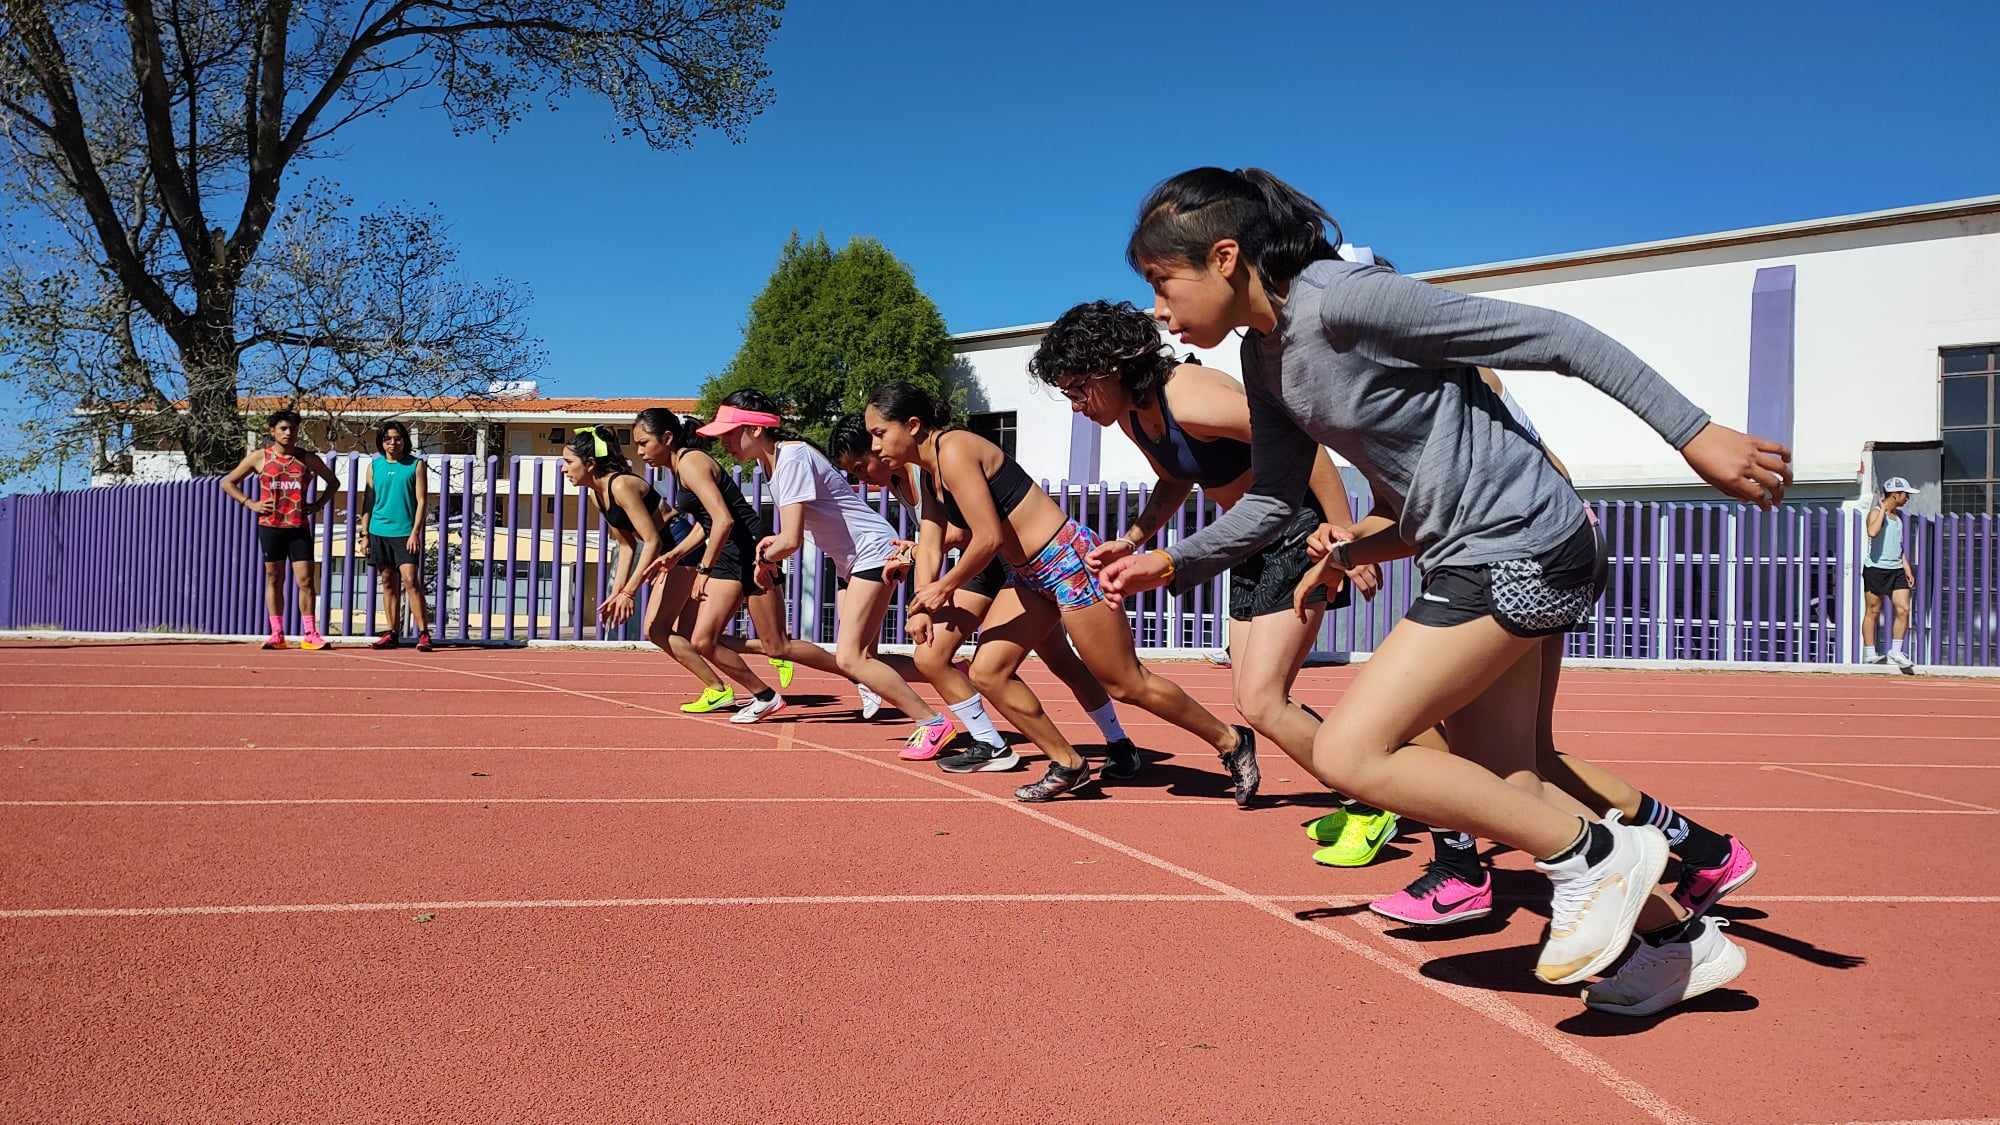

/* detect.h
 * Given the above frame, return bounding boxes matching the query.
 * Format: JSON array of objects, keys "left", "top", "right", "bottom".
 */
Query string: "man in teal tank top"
[
  {"left": 359, "top": 420, "right": 432, "bottom": 651},
  {"left": 1862, "top": 477, "right": 1917, "bottom": 671}
]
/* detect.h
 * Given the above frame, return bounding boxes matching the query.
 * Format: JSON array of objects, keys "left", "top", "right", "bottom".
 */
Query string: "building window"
[
  {"left": 1941, "top": 345, "right": 1997, "bottom": 514},
  {"left": 966, "top": 411, "right": 1017, "bottom": 458}
]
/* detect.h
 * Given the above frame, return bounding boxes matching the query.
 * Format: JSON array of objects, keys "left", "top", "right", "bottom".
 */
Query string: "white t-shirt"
[{"left": 769, "top": 442, "right": 898, "bottom": 580}]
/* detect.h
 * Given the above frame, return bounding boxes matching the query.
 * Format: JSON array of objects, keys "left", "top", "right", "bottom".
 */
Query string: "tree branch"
[
  {"left": 10, "top": 3, "right": 188, "bottom": 336},
  {"left": 123, "top": 0, "right": 212, "bottom": 280}
]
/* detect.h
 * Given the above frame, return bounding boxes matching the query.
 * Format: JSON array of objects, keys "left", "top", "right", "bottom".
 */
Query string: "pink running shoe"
[
  {"left": 1369, "top": 863, "right": 1493, "bottom": 926},
  {"left": 1672, "top": 836, "right": 1757, "bottom": 917},
  {"left": 899, "top": 717, "right": 955, "bottom": 761}
]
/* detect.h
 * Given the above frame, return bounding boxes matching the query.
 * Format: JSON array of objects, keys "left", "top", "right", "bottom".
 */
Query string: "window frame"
[{"left": 1939, "top": 345, "right": 1998, "bottom": 514}]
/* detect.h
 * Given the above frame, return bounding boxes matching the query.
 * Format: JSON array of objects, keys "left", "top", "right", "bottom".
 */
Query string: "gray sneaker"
[
  {"left": 1015, "top": 760, "right": 1093, "bottom": 802},
  {"left": 1220, "top": 725, "right": 1259, "bottom": 809}
]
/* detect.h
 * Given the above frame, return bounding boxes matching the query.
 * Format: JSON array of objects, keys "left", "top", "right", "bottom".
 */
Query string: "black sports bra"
[
  {"left": 929, "top": 431, "right": 1034, "bottom": 531},
  {"left": 674, "top": 451, "right": 762, "bottom": 540},
  {"left": 1126, "top": 373, "right": 1252, "bottom": 488},
  {"left": 599, "top": 470, "right": 662, "bottom": 534}
]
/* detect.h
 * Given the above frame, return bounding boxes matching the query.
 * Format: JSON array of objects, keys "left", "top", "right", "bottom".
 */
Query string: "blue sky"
[
  {"left": 314, "top": 0, "right": 1999, "bottom": 399},
  {"left": 5, "top": 0, "right": 1998, "bottom": 491}
]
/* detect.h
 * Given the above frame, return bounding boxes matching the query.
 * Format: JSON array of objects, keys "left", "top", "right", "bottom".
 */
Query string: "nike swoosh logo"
[
  {"left": 1364, "top": 822, "right": 1391, "bottom": 846},
  {"left": 1421, "top": 593, "right": 1449, "bottom": 603},
  {"left": 1432, "top": 892, "right": 1482, "bottom": 913}
]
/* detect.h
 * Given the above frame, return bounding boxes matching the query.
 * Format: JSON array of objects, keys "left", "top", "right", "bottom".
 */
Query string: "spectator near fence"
[
  {"left": 358, "top": 420, "right": 432, "bottom": 652},
  {"left": 220, "top": 409, "right": 340, "bottom": 651},
  {"left": 1863, "top": 477, "right": 1918, "bottom": 671}
]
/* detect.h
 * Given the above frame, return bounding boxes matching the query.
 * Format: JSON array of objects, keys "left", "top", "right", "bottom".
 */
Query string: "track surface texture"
[{"left": 3, "top": 640, "right": 1995, "bottom": 1124}]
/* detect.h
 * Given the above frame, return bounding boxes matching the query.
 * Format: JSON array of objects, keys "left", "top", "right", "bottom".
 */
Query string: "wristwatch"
[
  {"left": 697, "top": 565, "right": 714, "bottom": 576},
  {"left": 1332, "top": 540, "right": 1354, "bottom": 570}
]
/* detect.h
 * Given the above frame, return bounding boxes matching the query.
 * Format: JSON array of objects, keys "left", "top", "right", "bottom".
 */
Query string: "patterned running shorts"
[
  {"left": 1403, "top": 518, "right": 1607, "bottom": 638},
  {"left": 1010, "top": 519, "right": 1105, "bottom": 613}
]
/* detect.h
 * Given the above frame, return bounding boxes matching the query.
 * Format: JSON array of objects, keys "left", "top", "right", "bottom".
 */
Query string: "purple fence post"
[
  {"left": 549, "top": 463, "right": 569, "bottom": 639},
  {"left": 340, "top": 454, "right": 358, "bottom": 636},
  {"left": 528, "top": 460, "right": 544, "bottom": 641},
  {"left": 482, "top": 456, "right": 497, "bottom": 642},
  {"left": 432, "top": 456, "right": 450, "bottom": 640},
  {"left": 456, "top": 457, "right": 473, "bottom": 642},
  {"left": 1767, "top": 508, "right": 1781, "bottom": 662},
  {"left": 1986, "top": 515, "right": 1996, "bottom": 667},
  {"left": 503, "top": 460, "right": 520, "bottom": 643},
  {"left": 570, "top": 479, "right": 588, "bottom": 642}
]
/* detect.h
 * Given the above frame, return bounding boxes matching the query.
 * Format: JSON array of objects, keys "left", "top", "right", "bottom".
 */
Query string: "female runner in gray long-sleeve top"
[{"left": 1099, "top": 167, "right": 1792, "bottom": 995}]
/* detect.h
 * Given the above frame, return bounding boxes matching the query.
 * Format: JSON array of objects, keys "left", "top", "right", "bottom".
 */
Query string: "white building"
[{"left": 956, "top": 193, "right": 2000, "bottom": 515}]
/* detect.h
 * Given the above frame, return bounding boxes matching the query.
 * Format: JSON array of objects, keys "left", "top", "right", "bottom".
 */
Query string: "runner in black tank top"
[
  {"left": 830, "top": 415, "right": 1138, "bottom": 776},
  {"left": 867, "top": 381, "right": 1253, "bottom": 805},
  {"left": 629, "top": 411, "right": 787, "bottom": 721}
]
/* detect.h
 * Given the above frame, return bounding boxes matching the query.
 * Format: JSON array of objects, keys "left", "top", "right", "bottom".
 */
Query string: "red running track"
[{"left": 2, "top": 641, "right": 1997, "bottom": 1123}]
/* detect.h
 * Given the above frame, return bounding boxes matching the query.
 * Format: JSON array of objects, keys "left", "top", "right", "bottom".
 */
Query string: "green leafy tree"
[{"left": 704, "top": 232, "right": 953, "bottom": 446}]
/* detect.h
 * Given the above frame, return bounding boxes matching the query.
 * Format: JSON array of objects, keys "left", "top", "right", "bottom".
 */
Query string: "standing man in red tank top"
[{"left": 222, "top": 409, "right": 341, "bottom": 650}]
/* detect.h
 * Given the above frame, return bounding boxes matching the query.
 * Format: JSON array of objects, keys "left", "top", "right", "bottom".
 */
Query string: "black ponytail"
[
  {"left": 634, "top": 407, "right": 710, "bottom": 453},
  {"left": 865, "top": 381, "right": 952, "bottom": 431},
  {"left": 1126, "top": 166, "right": 1343, "bottom": 289},
  {"left": 717, "top": 388, "right": 831, "bottom": 460},
  {"left": 567, "top": 424, "right": 633, "bottom": 476},
  {"left": 828, "top": 413, "right": 871, "bottom": 466}
]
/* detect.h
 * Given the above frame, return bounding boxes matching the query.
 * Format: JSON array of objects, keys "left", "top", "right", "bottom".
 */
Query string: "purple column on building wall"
[
  {"left": 1748, "top": 265, "right": 1796, "bottom": 449},
  {"left": 1067, "top": 412, "right": 1100, "bottom": 484}
]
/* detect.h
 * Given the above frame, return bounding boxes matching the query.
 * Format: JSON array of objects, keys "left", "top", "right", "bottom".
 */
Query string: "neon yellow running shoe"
[
  {"left": 1312, "top": 809, "right": 1400, "bottom": 868},
  {"left": 1305, "top": 809, "right": 1348, "bottom": 844},
  {"left": 767, "top": 658, "right": 795, "bottom": 689},
  {"left": 681, "top": 685, "right": 736, "bottom": 714}
]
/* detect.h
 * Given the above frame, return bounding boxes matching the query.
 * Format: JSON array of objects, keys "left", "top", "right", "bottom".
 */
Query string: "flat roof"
[{"left": 949, "top": 193, "right": 2000, "bottom": 341}]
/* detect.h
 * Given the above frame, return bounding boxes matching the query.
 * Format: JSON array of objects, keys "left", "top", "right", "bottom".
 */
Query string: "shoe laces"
[
  {"left": 1402, "top": 860, "right": 1463, "bottom": 900},
  {"left": 1546, "top": 867, "right": 1598, "bottom": 936}
]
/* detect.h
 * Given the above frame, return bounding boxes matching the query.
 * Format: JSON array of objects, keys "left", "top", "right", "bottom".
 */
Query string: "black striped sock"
[
  {"left": 1634, "top": 793, "right": 1730, "bottom": 869},
  {"left": 1430, "top": 829, "right": 1482, "bottom": 882}
]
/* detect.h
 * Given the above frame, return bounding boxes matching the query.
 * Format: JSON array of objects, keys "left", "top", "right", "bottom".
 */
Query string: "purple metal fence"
[{"left": 5, "top": 469, "right": 1996, "bottom": 668}]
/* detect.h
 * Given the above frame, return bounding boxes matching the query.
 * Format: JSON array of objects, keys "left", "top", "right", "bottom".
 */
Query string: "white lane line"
[
  {"left": 0, "top": 893, "right": 1231, "bottom": 920},
  {"left": 10, "top": 746, "right": 2000, "bottom": 773},
  {"left": 14, "top": 891, "right": 1995, "bottom": 922},
  {"left": 384, "top": 653, "right": 1699, "bottom": 1125},
  {"left": 1762, "top": 765, "right": 2000, "bottom": 813},
  {"left": 1, "top": 798, "right": 1987, "bottom": 816},
  {"left": 1257, "top": 894, "right": 2000, "bottom": 906}
]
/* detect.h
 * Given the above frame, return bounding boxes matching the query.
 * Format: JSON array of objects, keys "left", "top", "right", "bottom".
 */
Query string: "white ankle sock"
[
  {"left": 1087, "top": 700, "right": 1127, "bottom": 742},
  {"left": 1890, "top": 638, "right": 1906, "bottom": 657},
  {"left": 948, "top": 694, "right": 1004, "bottom": 747}
]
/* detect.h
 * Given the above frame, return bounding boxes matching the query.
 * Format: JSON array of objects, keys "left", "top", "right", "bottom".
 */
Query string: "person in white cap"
[{"left": 1863, "top": 477, "right": 1918, "bottom": 670}]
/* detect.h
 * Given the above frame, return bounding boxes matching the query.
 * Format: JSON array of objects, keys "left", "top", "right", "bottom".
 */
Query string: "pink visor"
[{"left": 695, "top": 404, "right": 782, "bottom": 437}]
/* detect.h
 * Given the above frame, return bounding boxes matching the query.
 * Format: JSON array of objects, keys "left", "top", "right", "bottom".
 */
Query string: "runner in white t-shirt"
[{"left": 699, "top": 390, "right": 955, "bottom": 756}]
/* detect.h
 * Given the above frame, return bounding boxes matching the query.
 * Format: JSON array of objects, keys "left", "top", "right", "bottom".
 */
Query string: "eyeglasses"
[{"left": 1055, "top": 374, "right": 1112, "bottom": 404}]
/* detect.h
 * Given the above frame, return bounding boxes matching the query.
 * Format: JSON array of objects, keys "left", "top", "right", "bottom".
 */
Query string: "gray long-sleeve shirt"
[{"left": 1165, "top": 259, "right": 1711, "bottom": 590}]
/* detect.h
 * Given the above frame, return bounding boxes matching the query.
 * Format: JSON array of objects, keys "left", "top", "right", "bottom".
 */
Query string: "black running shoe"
[
  {"left": 1015, "top": 759, "right": 1093, "bottom": 802},
  {"left": 1220, "top": 724, "right": 1259, "bottom": 809},
  {"left": 1101, "top": 738, "right": 1142, "bottom": 780},
  {"left": 939, "top": 740, "right": 1022, "bottom": 774}
]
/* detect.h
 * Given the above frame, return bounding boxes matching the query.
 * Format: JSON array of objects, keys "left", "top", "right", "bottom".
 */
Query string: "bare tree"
[{"left": 0, "top": 1, "right": 783, "bottom": 478}]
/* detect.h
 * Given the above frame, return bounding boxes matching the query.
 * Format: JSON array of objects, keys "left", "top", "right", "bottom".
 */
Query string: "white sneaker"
[
  {"left": 857, "top": 683, "right": 883, "bottom": 720},
  {"left": 1888, "top": 651, "right": 1915, "bottom": 671},
  {"left": 1582, "top": 917, "right": 1747, "bottom": 1016},
  {"left": 730, "top": 693, "right": 787, "bottom": 724},
  {"left": 1534, "top": 811, "right": 1669, "bottom": 986},
  {"left": 1865, "top": 651, "right": 1889, "bottom": 665}
]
